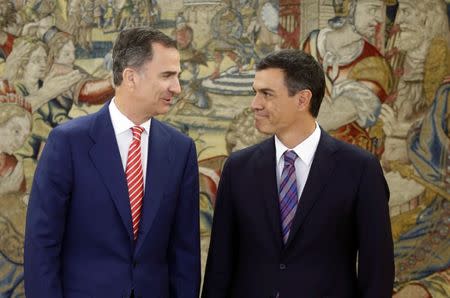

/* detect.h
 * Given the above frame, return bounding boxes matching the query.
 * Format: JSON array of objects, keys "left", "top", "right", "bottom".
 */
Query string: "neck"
[
  {"left": 276, "top": 118, "right": 316, "bottom": 149},
  {"left": 114, "top": 90, "right": 152, "bottom": 125},
  {"left": 327, "top": 24, "right": 362, "bottom": 49}
]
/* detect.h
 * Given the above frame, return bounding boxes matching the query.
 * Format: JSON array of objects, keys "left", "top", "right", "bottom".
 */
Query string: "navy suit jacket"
[
  {"left": 24, "top": 103, "right": 200, "bottom": 298},
  {"left": 202, "top": 131, "right": 394, "bottom": 298}
]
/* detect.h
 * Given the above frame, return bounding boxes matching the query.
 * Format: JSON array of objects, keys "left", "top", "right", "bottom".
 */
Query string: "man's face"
[
  {"left": 56, "top": 41, "right": 76, "bottom": 65},
  {"left": 396, "top": 1, "right": 426, "bottom": 51},
  {"left": 354, "top": 0, "right": 385, "bottom": 41},
  {"left": 0, "top": 0, "right": 13, "bottom": 28},
  {"left": 26, "top": 46, "right": 48, "bottom": 82},
  {"left": 133, "top": 43, "right": 181, "bottom": 117},
  {"left": 0, "top": 114, "right": 31, "bottom": 154},
  {"left": 251, "top": 68, "right": 300, "bottom": 136}
]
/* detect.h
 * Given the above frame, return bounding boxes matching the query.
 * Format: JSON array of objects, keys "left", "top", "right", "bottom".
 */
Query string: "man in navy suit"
[
  {"left": 202, "top": 49, "right": 394, "bottom": 298},
  {"left": 24, "top": 28, "right": 200, "bottom": 298}
]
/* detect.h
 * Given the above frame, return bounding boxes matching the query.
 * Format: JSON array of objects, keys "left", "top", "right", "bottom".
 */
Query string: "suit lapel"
[
  {"left": 256, "top": 137, "right": 284, "bottom": 250},
  {"left": 135, "top": 119, "right": 172, "bottom": 254},
  {"left": 89, "top": 104, "right": 133, "bottom": 242},
  {"left": 285, "top": 130, "right": 338, "bottom": 248}
]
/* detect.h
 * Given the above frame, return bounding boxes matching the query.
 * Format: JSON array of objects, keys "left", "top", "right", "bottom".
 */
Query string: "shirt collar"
[
  {"left": 275, "top": 122, "right": 321, "bottom": 167},
  {"left": 109, "top": 98, "right": 151, "bottom": 135}
]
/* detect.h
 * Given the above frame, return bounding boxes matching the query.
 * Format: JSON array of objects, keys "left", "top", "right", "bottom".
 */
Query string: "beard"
[{"left": 396, "top": 24, "right": 424, "bottom": 51}]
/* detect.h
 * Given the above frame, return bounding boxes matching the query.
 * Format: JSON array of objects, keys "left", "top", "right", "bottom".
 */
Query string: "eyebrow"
[
  {"left": 252, "top": 87, "right": 275, "bottom": 93},
  {"left": 161, "top": 71, "right": 179, "bottom": 77}
]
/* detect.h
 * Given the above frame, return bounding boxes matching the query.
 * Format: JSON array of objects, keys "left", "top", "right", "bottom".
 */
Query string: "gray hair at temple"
[{"left": 112, "top": 27, "right": 177, "bottom": 86}]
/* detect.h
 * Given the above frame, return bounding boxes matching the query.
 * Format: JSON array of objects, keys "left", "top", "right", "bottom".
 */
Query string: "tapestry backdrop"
[{"left": 0, "top": 0, "right": 449, "bottom": 296}]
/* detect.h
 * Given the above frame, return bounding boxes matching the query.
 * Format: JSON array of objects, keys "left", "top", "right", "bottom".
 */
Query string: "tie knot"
[
  {"left": 283, "top": 150, "right": 297, "bottom": 165},
  {"left": 131, "top": 126, "right": 144, "bottom": 141}
]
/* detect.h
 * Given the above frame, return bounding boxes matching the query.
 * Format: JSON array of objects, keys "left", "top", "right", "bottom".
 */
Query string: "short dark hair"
[
  {"left": 112, "top": 27, "right": 177, "bottom": 86},
  {"left": 256, "top": 49, "right": 325, "bottom": 117}
]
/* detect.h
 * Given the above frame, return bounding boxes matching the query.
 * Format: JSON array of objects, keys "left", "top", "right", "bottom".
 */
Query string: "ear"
[
  {"left": 297, "top": 89, "right": 312, "bottom": 112},
  {"left": 122, "top": 67, "right": 137, "bottom": 89}
]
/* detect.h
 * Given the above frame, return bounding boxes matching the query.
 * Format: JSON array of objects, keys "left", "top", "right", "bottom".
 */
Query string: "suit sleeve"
[
  {"left": 24, "top": 128, "right": 72, "bottom": 298},
  {"left": 356, "top": 154, "right": 394, "bottom": 298},
  {"left": 201, "top": 157, "right": 235, "bottom": 298},
  {"left": 169, "top": 139, "right": 201, "bottom": 298}
]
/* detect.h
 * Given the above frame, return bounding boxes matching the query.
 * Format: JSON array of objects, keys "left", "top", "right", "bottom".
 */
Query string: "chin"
[
  {"left": 157, "top": 106, "right": 171, "bottom": 116},
  {"left": 398, "top": 35, "right": 420, "bottom": 51},
  {"left": 255, "top": 123, "right": 273, "bottom": 135}
]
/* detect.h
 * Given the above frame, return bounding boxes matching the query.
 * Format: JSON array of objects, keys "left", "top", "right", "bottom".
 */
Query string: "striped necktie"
[
  {"left": 279, "top": 150, "right": 299, "bottom": 244},
  {"left": 126, "top": 126, "right": 144, "bottom": 240}
]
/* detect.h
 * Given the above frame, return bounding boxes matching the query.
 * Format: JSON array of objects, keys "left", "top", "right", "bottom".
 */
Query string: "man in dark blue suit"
[
  {"left": 24, "top": 28, "right": 200, "bottom": 298},
  {"left": 202, "top": 50, "right": 394, "bottom": 298}
]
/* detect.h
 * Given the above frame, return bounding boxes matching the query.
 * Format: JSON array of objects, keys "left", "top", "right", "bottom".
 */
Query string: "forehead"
[
  {"left": 254, "top": 68, "right": 286, "bottom": 86},
  {"left": 8, "top": 114, "right": 29, "bottom": 124},
  {"left": 62, "top": 40, "right": 74, "bottom": 48},
  {"left": 253, "top": 68, "right": 288, "bottom": 92}
]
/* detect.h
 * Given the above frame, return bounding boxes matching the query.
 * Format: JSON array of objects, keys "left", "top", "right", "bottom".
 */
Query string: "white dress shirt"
[
  {"left": 275, "top": 123, "right": 321, "bottom": 200},
  {"left": 109, "top": 98, "right": 151, "bottom": 190}
]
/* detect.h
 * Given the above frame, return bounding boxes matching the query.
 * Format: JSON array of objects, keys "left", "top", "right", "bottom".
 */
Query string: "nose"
[
  {"left": 396, "top": 10, "right": 406, "bottom": 24},
  {"left": 170, "top": 77, "right": 182, "bottom": 95},
  {"left": 251, "top": 94, "right": 262, "bottom": 111}
]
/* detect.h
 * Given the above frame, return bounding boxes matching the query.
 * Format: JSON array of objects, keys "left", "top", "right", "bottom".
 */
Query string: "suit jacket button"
[{"left": 279, "top": 263, "right": 286, "bottom": 270}]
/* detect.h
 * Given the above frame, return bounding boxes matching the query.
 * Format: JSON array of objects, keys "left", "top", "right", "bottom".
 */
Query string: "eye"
[{"left": 262, "top": 91, "right": 272, "bottom": 97}]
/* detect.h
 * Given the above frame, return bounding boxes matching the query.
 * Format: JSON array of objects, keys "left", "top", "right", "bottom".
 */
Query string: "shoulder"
[
  {"left": 361, "top": 40, "right": 383, "bottom": 57},
  {"left": 48, "top": 112, "right": 95, "bottom": 141},
  {"left": 225, "top": 137, "right": 271, "bottom": 170},
  {"left": 323, "top": 132, "right": 378, "bottom": 167},
  {"left": 302, "top": 29, "right": 320, "bottom": 52},
  {"left": 154, "top": 119, "right": 193, "bottom": 147}
]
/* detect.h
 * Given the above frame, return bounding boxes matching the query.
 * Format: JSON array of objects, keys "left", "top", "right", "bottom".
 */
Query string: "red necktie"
[{"left": 126, "top": 126, "right": 144, "bottom": 240}]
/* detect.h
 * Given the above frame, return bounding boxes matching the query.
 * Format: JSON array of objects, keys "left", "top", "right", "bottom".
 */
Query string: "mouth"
[
  {"left": 254, "top": 113, "right": 268, "bottom": 120},
  {"left": 162, "top": 97, "right": 172, "bottom": 104}
]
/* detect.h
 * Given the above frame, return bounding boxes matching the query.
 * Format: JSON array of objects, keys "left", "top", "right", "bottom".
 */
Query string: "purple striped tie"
[{"left": 279, "top": 150, "right": 298, "bottom": 244}]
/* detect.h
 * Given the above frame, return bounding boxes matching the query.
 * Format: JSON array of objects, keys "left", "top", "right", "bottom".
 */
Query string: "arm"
[
  {"left": 317, "top": 94, "right": 359, "bottom": 130},
  {"left": 28, "top": 71, "right": 84, "bottom": 112},
  {"left": 318, "top": 80, "right": 381, "bottom": 131},
  {"left": 77, "top": 78, "right": 115, "bottom": 105},
  {"left": 201, "top": 157, "right": 235, "bottom": 298},
  {"left": 24, "top": 128, "right": 72, "bottom": 298},
  {"left": 356, "top": 155, "right": 394, "bottom": 298},
  {"left": 169, "top": 140, "right": 201, "bottom": 298}
]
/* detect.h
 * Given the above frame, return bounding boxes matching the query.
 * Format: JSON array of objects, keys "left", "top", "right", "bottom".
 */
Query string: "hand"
[
  {"left": 22, "top": 22, "right": 39, "bottom": 36},
  {"left": 42, "top": 70, "right": 84, "bottom": 97},
  {"left": 29, "top": 70, "right": 84, "bottom": 112},
  {"left": 22, "top": 193, "right": 30, "bottom": 206},
  {"left": 4, "top": 41, "right": 32, "bottom": 80}
]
